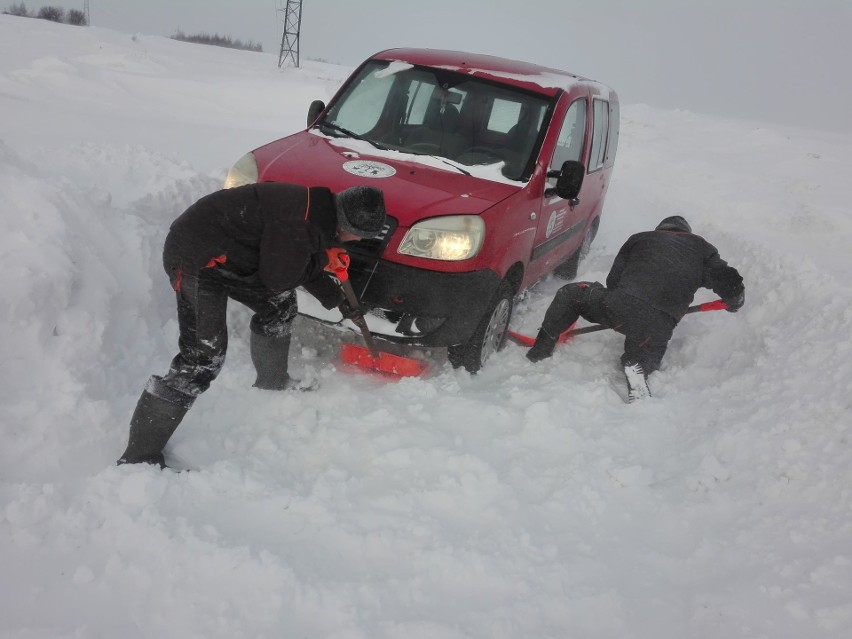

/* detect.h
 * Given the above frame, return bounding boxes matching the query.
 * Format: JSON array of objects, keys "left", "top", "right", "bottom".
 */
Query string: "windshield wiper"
[
  {"left": 319, "top": 120, "right": 390, "bottom": 151},
  {"left": 435, "top": 157, "right": 472, "bottom": 176},
  {"left": 407, "top": 149, "right": 472, "bottom": 176}
]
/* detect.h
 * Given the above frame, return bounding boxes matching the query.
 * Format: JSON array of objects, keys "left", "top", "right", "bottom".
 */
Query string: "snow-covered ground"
[{"left": 2, "top": 15, "right": 851, "bottom": 639}]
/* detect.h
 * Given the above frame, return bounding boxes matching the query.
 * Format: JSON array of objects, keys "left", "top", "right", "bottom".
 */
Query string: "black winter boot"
[
  {"left": 526, "top": 328, "right": 558, "bottom": 363},
  {"left": 117, "top": 389, "right": 191, "bottom": 467},
  {"left": 250, "top": 332, "right": 317, "bottom": 391}
]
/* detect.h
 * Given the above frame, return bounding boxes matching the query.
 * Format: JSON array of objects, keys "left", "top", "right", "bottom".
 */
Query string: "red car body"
[{"left": 226, "top": 48, "right": 619, "bottom": 371}]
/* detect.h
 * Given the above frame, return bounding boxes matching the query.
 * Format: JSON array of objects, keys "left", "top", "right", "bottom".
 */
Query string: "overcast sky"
[{"left": 14, "top": 0, "right": 852, "bottom": 133}]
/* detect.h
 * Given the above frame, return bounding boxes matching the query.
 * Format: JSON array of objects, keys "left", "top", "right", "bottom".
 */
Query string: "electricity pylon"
[{"left": 278, "top": 0, "right": 303, "bottom": 68}]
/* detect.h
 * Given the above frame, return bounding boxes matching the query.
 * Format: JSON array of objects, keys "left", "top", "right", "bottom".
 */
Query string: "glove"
[
  {"left": 724, "top": 290, "right": 744, "bottom": 313},
  {"left": 338, "top": 298, "right": 363, "bottom": 322},
  {"left": 324, "top": 247, "right": 350, "bottom": 281}
]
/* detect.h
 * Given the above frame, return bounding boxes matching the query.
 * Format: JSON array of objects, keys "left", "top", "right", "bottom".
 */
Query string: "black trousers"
[
  {"left": 540, "top": 282, "right": 677, "bottom": 373},
  {"left": 149, "top": 266, "right": 298, "bottom": 402}
]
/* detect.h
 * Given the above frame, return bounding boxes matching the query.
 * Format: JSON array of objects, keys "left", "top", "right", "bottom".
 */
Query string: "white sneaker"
[{"left": 624, "top": 362, "right": 651, "bottom": 402}]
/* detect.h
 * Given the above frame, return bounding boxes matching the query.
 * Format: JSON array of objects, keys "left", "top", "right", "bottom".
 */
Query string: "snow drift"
[{"left": 1, "top": 15, "right": 851, "bottom": 639}]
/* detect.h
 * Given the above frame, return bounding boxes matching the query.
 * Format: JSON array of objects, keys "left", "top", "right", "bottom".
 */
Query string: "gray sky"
[{"left": 18, "top": 0, "right": 852, "bottom": 133}]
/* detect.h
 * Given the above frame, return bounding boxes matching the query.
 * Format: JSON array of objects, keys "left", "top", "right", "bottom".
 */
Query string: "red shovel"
[
  {"left": 509, "top": 299, "right": 729, "bottom": 346},
  {"left": 325, "top": 249, "right": 427, "bottom": 377}
]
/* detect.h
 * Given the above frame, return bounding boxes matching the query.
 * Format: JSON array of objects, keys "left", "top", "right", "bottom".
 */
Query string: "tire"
[
  {"left": 447, "top": 281, "right": 514, "bottom": 374},
  {"left": 555, "top": 218, "right": 598, "bottom": 280}
]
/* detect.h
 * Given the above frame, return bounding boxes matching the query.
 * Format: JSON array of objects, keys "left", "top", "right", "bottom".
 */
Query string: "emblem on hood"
[{"left": 342, "top": 160, "right": 396, "bottom": 178}]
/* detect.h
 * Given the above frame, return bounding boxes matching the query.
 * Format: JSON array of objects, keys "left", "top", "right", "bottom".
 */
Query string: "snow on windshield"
[{"left": 314, "top": 130, "right": 522, "bottom": 185}]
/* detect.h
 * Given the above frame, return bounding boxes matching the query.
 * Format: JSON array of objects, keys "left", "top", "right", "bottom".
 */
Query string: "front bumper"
[{"left": 346, "top": 257, "right": 501, "bottom": 347}]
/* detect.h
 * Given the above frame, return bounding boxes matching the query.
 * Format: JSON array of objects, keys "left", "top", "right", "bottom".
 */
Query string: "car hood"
[{"left": 252, "top": 131, "right": 521, "bottom": 226}]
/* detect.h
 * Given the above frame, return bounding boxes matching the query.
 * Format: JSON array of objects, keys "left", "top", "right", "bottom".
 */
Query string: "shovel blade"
[
  {"left": 340, "top": 343, "right": 427, "bottom": 377},
  {"left": 508, "top": 330, "right": 536, "bottom": 346}
]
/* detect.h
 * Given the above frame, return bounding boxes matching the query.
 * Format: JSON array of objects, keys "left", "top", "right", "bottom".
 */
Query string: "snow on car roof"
[{"left": 371, "top": 48, "right": 601, "bottom": 96}]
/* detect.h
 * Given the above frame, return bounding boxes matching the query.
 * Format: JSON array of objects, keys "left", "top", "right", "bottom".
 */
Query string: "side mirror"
[
  {"left": 307, "top": 100, "right": 326, "bottom": 128},
  {"left": 545, "top": 160, "right": 585, "bottom": 201}
]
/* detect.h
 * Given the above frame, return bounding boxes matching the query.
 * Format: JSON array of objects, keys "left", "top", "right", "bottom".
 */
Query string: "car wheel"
[
  {"left": 555, "top": 218, "right": 598, "bottom": 280},
  {"left": 447, "top": 281, "right": 514, "bottom": 373}
]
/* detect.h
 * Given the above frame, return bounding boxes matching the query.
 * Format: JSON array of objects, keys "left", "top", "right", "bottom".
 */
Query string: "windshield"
[{"left": 320, "top": 61, "right": 552, "bottom": 181}]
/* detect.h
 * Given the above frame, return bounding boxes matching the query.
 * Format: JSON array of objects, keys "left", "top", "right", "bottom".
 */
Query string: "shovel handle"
[
  {"left": 511, "top": 298, "right": 730, "bottom": 346},
  {"left": 689, "top": 299, "right": 728, "bottom": 313},
  {"left": 339, "top": 278, "right": 381, "bottom": 359},
  {"left": 560, "top": 298, "right": 728, "bottom": 338},
  {"left": 326, "top": 248, "right": 380, "bottom": 359}
]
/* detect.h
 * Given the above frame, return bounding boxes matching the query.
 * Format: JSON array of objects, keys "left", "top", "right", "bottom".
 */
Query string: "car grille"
[
  {"left": 345, "top": 217, "right": 397, "bottom": 292},
  {"left": 347, "top": 217, "right": 396, "bottom": 257}
]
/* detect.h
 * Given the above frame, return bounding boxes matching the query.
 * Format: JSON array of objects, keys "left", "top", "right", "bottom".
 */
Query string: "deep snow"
[{"left": 2, "top": 15, "right": 851, "bottom": 639}]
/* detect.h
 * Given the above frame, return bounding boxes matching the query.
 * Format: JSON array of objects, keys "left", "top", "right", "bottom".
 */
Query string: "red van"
[{"left": 224, "top": 48, "right": 619, "bottom": 372}]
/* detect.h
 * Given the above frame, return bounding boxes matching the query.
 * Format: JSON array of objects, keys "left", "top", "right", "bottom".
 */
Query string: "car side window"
[
  {"left": 487, "top": 98, "right": 522, "bottom": 133},
  {"left": 605, "top": 101, "right": 620, "bottom": 166},
  {"left": 550, "top": 99, "right": 587, "bottom": 172},
  {"left": 405, "top": 80, "right": 434, "bottom": 126},
  {"left": 589, "top": 98, "right": 610, "bottom": 171}
]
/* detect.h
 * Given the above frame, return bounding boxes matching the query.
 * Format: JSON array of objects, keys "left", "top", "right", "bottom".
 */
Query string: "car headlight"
[
  {"left": 398, "top": 215, "right": 485, "bottom": 261},
  {"left": 223, "top": 152, "right": 258, "bottom": 188}
]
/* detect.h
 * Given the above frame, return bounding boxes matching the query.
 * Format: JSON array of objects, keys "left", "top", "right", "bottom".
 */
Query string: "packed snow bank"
[{"left": 1, "top": 15, "right": 851, "bottom": 639}]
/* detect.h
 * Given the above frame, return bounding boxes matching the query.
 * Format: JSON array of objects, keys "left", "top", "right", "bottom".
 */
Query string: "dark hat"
[
  {"left": 655, "top": 215, "right": 691, "bottom": 233},
  {"left": 335, "top": 186, "right": 387, "bottom": 238}
]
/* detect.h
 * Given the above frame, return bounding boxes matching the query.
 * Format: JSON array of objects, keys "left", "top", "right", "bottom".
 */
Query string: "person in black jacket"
[
  {"left": 526, "top": 216, "right": 744, "bottom": 401},
  {"left": 118, "top": 182, "right": 387, "bottom": 466}
]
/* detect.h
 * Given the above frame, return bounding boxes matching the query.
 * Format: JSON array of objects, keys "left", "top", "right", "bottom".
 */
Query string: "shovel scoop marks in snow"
[{"left": 325, "top": 249, "right": 427, "bottom": 378}]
